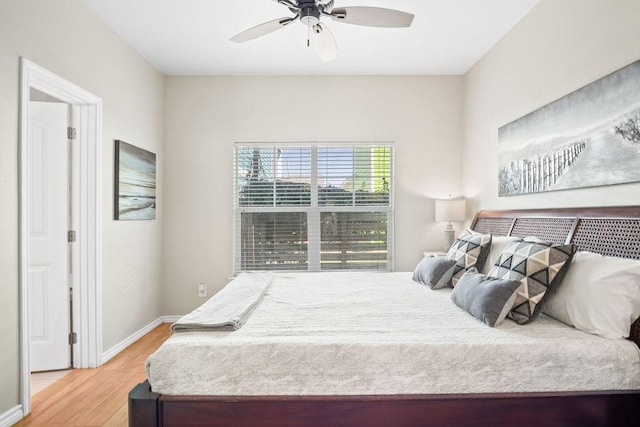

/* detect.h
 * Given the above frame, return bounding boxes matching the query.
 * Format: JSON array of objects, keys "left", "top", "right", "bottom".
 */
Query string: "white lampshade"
[{"left": 435, "top": 199, "right": 466, "bottom": 223}]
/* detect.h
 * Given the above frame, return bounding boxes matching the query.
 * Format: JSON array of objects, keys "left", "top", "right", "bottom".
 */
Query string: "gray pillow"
[
  {"left": 413, "top": 256, "right": 457, "bottom": 289},
  {"left": 451, "top": 268, "right": 521, "bottom": 327}
]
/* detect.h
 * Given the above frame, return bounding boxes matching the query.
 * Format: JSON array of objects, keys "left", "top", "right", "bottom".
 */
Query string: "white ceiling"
[{"left": 82, "top": 0, "right": 539, "bottom": 76}]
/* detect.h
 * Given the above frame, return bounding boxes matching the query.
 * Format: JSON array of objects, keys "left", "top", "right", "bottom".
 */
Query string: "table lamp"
[{"left": 435, "top": 198, "right": 466, "bottom": 252}]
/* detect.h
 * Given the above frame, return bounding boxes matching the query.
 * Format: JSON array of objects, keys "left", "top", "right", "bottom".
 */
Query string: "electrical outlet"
[{"left": 198, "top": 283, "right": 207, "bottom": 298}]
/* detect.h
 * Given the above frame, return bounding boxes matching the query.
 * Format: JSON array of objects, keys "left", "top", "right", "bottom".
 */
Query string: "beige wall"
[
  {"left": 462, "top": 0, "right": 640, "bottom": 213},
  {"left": 162, "top": 76, "right": 463, "bottom": 315},
  {"left": 0, "top": 0, "right": 164, "bottom": 414}
]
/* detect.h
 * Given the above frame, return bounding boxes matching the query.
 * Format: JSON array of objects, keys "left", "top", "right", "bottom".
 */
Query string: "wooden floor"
[{"left": 16, "top": 323, "right": 172, "bottom": 427}]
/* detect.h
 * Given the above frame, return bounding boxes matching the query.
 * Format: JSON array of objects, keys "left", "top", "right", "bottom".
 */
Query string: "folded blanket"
[{"left": 171, "top": 272, "right": 273, "bottom": 332}]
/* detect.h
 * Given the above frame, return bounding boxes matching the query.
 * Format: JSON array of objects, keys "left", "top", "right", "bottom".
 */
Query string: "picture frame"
[
  {"left": 114, "top": 140, "right": 156, "bottom": 220},
  {"left": 498, "top": 59, "right": 640, "bottom": 196}
]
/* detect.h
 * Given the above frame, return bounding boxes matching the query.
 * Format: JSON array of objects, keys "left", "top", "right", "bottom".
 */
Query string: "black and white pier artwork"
[{"left": 498, "top": 59, "right": 640, "bottom": 197}]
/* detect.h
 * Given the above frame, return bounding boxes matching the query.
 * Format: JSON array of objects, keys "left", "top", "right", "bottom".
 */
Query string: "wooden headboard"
[{"left": 469, "top": 206, "right": 640, "bottom": 348}]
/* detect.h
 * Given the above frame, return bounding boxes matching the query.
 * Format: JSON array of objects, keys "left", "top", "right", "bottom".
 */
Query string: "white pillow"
[
  {"left": 479, "top": 236, "right": 523, "bottom": 275},
  {"left": 542, "top": 251, "right": 640, "bottom": 339}
]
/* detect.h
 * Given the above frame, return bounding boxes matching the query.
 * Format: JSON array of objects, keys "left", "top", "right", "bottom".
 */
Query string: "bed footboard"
[
  {"left": 129, "top": 385, "right": 640, "bottom": 427},
  {"left": 129, "top": 380, "right": 159, "bottom": 427}
]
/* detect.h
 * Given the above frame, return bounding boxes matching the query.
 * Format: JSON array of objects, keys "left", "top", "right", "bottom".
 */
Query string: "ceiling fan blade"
[
  {"left": 310, "top": 23, "right": 337, "bottom": 62},
  {"left": 272, "top": 0, "right": 299, "bottom": 9},
  {"left": 329, "top": 7, "right": 414, "bottom": 28},
  {"left": 230, "top": 17, "right": 295, "bottom": 43}
]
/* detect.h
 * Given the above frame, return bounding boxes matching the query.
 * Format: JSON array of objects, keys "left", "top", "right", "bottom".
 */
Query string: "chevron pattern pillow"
[
  {"left": 446, "top": 229, "right": 492, "bottom": 287},
  {"left": 488, "top": 238, "right": 576, "bottom": 325}
]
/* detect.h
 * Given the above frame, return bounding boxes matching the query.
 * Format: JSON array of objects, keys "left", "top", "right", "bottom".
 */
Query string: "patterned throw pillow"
[
  {"left": 488, "top": 238, "right": 576, "bottom": 325},
  {"left": 446, "top": 229, "right": 492, "bottom": 287}
]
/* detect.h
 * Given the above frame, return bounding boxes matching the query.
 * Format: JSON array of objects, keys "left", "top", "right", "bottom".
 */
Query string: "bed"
[{"left": 129, "top": 206, "right": 640, "bottom": 426}]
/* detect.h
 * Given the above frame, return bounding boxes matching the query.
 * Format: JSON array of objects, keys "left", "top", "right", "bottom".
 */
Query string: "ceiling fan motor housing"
[{"left": 299, "top": 0, "right": 321, "bottom": 26}]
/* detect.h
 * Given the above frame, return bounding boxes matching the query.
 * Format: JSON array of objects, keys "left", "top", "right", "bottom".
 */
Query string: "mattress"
[{"left": 146, "top": 272, "right": 640, "bottom": 396}]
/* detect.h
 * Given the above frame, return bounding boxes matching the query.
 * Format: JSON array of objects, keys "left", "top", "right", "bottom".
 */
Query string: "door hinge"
[
  {"left": 69, "top": 332, "right": 77, "bottom": 345},
  {"left": 67, "top": 230, "right": 76, "bottom": 242},
  {"left": 67, "top": 126, "right": 77, "bottom": 140}
]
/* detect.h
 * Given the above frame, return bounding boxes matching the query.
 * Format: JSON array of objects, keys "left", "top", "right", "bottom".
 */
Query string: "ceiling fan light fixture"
[
  {"left": 300, "top": 15, "right": 319, "bottom": 26},
  {"left": 299, "top": 7, "right": 320, "bottom": 27}
]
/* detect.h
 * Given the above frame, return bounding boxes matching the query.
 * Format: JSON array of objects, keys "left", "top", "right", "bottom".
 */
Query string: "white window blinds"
[{"left": 233, "top": 143, "right": 393, "bottom": 273}]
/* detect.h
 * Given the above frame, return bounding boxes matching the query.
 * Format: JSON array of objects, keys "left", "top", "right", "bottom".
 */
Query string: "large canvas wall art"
[
  {"left": 498, "top": 59, "right": 640, "bottom": 197},
  {"left": 114, "top": 140, "right": 156, "bottom": 220}
]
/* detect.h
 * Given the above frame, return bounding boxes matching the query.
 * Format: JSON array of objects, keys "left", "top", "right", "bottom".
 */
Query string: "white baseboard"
[
  {"left": 0, "top": 405, "right": 23, "bottom": 427},
  {"left": 100, "top": 315, "right": 182, "bottom": 364},
  {"left": 101, "top": 317, "right": 163, "bottom": 364}
]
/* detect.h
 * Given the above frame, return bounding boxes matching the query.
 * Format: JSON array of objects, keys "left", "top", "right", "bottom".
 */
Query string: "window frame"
[{"left": 233, "top": 142, "right": 394, "bottom": 273}]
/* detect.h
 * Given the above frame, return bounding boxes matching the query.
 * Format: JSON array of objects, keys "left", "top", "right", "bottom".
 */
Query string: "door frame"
[{"left": 19, "top": 58, "right": 103, "bottom": 415}]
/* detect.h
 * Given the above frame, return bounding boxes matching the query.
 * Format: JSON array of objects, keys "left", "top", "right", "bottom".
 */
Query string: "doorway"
[{"left": 19, "top": 59, "right": 103, "bottom": 416}]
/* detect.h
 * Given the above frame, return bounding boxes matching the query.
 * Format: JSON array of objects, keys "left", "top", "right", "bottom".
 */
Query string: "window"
[{"left": 233, "top": 143, "right": 393, "bottom": 273}]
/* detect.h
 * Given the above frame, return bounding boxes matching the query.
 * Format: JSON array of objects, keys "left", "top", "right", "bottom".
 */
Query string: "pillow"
[
  {"left": 479, "top": 236, "right": 524, "bottom": 275},
  {"left": 446, "top": 229, "right": 492, "bottom": 287},
  {"left": 542, "top": 251, "right": 640, "bottom": 339},
  {"left": 412, "top": 256, "right": 457, "bottom": 289},
  {"left": 451, "top": 268, "right": 521, "bottom": 327},
  {"left": 488, "top": 237, "right": 576, "bottom": 325}
]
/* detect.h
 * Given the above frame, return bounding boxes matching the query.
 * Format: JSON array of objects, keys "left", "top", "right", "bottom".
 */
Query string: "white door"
[{"left": 28, "top": 101, "right": 71, "bottom": 372}]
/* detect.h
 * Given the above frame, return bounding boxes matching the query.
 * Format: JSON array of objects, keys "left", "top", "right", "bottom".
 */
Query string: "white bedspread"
[{"left": 146, "top": 272, "right": 640, "bottom": 396}]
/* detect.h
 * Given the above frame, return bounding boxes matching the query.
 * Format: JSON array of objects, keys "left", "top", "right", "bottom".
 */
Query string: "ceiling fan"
[{"left": 230, "top": 0, "right": 414, "bottom": 62}]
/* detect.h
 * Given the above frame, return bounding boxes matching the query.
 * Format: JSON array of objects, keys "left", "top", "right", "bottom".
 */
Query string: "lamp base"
[{"left": 443, "top": 224, "right": 455, "bottom": 252}]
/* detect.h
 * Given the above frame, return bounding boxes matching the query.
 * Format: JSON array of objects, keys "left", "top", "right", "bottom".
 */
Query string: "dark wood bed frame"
[{"left": 129, "top": 206, "right": 640, "bottom": 426}]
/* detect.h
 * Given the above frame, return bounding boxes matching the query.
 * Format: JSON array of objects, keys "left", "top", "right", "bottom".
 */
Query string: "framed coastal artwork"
[
  {"left": 498, "top": 59, "right": 640, "bottom": 197},
  {"left": 114, "top": 140, "right": 156, "bottom": 220}
]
